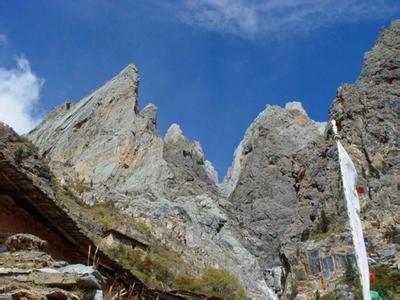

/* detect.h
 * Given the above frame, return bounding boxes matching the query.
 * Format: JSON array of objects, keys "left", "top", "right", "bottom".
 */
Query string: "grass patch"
[
  {"left": 173, "top": 267, "right": 246, "bottom": 299},
  {"left": 18, "top": 136, "right": 30, "bottom": 143},
  {"left": 138, "top": 220, "right": 151, "bottom": 237},
  {"left": 108, "top": 243, "right": 246, "bottom": 298},
  {"left": 310, "top": 226, "right": 345, "bottom": 241},
  {"left": 52, "top": 175, "right": 126, "bottom": 230}
]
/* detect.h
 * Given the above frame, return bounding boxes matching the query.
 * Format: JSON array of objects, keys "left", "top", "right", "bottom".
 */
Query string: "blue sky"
[{"left": 0, "top": 0, "right": 399, "bottom": 178}]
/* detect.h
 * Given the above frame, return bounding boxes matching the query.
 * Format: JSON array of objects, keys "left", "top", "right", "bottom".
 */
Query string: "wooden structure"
[{"left": 103, "top": 229, "right": 149, "bottom": 251}]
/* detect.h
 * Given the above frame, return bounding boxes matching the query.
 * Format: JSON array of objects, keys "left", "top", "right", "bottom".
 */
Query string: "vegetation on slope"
[{"left": 52, "top": 176, "right": 246, "bottom": 299}]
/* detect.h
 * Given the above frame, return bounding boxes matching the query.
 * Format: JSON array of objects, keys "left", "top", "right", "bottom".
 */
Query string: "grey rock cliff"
[
  {"left": 29, "top": 65, "right": 275, "bottom": 299},
  {"left": 280, "top": 20, "right": 400, "bottom": 297},
  {"left": 221, "top": 101, "right": 325, "bottom": 292}
]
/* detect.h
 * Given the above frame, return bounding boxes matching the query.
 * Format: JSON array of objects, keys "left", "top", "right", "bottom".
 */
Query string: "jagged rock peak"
[
  {"left": 140, "top": 103, "right": 158, "bottom": 125},
  {"left": 359, "top": 19, "right": 400, "bottom": 82},
  {"left": 119, "top": 63, "right": 140, "bottom": 80},
  {"left": 285, "top": 101, "right": 307, "bottom": 116},
  {"left": 222, "top": 102, "right": 325, "bottom": 196},
  {"left": 204, "top": 160, "right": 219, "bottom": 183},
  {"left": 164, "top": 123, "right": 188, "bottom": 144}
]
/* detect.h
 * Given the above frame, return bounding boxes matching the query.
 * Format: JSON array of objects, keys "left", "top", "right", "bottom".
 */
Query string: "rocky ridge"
[{"left": 28, "top": 65, "right": 275, "bottom": 299}]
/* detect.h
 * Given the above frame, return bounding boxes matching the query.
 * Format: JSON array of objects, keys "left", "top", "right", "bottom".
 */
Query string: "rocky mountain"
[
  {"left": 279, "top": 19, "right": 400, "bottom": 298},
  {"left": 28, "top": 65, "right": 274, "bottom": 299},
  {"left": 221, "top": 102, "right": 325, "bottom": 273},
  {"left": 26, "top": 20, "right": 400, "bottom": 299}
]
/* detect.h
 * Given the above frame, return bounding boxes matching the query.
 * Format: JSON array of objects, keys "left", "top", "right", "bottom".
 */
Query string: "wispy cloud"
[
  {"left": 0, "top": 57, "right": 44, "bottom": 134},
  {"left": 170, "top": 0, "right": 400, "bottom": 38},
  {"left": 0, "top": 34, "right": 7, "bottom": 45}
]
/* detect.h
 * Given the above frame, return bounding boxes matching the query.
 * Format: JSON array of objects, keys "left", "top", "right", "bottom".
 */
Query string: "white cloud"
[
  {"left": 171, "top": 0, "right": 400, "bottom": 38},
  {"left": 0, "top": 57, "right": 44, "bottom": 134},
  {"left": 0, "top": 34, "right": 7, "bottom": 45}
]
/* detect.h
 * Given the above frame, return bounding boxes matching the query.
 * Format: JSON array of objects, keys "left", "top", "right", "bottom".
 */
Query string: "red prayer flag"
[
  {"left": 356, "top": 185, "right": 364, "bottom": 194},
  {"left": 369, "top": 272, "right": 376, "bottom": 281}
]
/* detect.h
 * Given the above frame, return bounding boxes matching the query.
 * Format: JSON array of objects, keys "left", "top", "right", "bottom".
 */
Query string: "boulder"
[{"left": 5, "top": 234, "right": 48, "bottom": 252}]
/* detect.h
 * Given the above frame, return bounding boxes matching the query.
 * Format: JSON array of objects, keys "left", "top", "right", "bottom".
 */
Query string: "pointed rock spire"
[
  {"left": 164, "top": 123, "right": 188, "bottom": 145},
  {"left": 285, "top": 101, "right": 308, "bottom": 116}
]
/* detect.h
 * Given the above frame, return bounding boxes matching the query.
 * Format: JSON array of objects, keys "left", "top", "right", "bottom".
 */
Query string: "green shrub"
[
  {"left": 309, "top": 210, "right": 343, "bottom": 241},
  {"left": 343, "top": 259, "right": 360, "bottom": 288},
  {"left": 14, "top": 146, "right": 24, "bottom": 163},
  {"left": 352, "top": 287, "right": 362, "bottom": 300},
  {"left": 310, "top": 226, "right": 344, "bottom": 241},
  {"left": 145, "top": 243, "right": 183, "bottom": 285},
  {"left": 198, "top": 267, "right": 247, "bottom": 300},
  {"left": 370, "top": 265, "right": 400, "bottom": 298},
  {"left": 18, "top": 135, "right": 30, "bottom": 143},
  {"left": 138, "top": 220, "right": 151, "bottom": 237},
  {"left": 173, "top": 274, "right": 201, "bottom": 291}
]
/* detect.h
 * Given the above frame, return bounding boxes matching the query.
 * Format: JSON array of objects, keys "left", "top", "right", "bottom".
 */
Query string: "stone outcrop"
[
  {"left": 0, "top": 233, "right": 103, "bottom": 299},
  {"left": 6, "top": 234, "right": 48, "bottom": 252}
]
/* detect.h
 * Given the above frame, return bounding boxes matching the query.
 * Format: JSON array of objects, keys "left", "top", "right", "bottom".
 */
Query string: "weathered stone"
[
  {"left": 59, "top": 264, "right": 103, "bottom": 289},
  {"left": 382, "top": 244, "right": 397, "bottom": 259},
  {"left": 0, "top": 244, "right": 104, "bottom": 299},
  {"left": 6, "top": 234, "right": 48, "bottom": 252},
  {"left": 306, "top": 249, "right": 321, "bottom": 275},
  {"left": 272, "top": 266, "right": 283, "bottom": 293},
  {"left": 321, "top": 256, "right": 335, "bottom": 279},
  {"left": 31, "top": 269, "right": 77, "bottom": 287},
  {"left": 0, "top": 268, "right": 31, "bottom": 275}
]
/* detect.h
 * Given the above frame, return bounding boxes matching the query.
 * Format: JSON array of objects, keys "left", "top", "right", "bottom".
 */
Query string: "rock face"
[
  {"left": 280, "top": 20, "right": 400, "bottom": 297},
  {"left": 28, "top": 66, "right": 275, "bottom": 299},
  {"left": 27, "top": 20, "right": 400, "bottom": 299},
  {"left": 221, "top": 102, "right": 325, "bottom": 277}
]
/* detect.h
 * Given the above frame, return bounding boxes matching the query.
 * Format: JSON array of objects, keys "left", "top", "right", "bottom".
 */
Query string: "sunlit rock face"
[
  {"left": 280, "top": 20, "right": 400, "bottom": 297},
  {"left": 29, "top": 65, "right": 275, "bottom": 299},
  {"left": 221, "top": 102, "right": 325, "bottom": 278}
]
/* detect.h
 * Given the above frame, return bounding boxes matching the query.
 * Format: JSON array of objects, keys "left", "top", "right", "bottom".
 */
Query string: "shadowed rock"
[{"left": 6, "top": 234, "right": 48, "bottom": 252}]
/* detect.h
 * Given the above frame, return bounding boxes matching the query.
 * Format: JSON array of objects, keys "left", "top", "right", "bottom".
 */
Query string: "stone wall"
[{"left": 0, "top": 196, "right": 84, "bottom": 263}]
